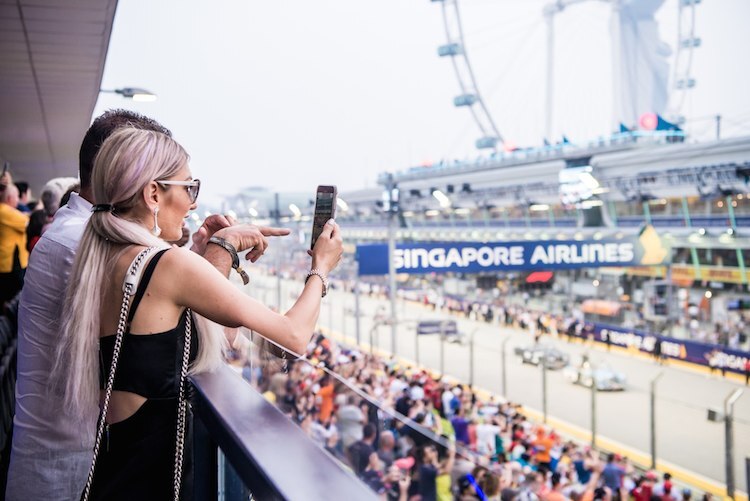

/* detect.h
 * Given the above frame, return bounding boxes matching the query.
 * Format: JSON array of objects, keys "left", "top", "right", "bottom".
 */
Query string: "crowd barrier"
[
  {"left": 430, "top": 292, "right": 749, "bottom": 375},
  {"left": 586, "top": 322, "right": 749, "bottom": 375}
]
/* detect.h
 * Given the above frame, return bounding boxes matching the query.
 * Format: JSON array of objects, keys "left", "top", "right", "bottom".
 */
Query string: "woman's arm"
[
  {"left": 440, "top": 444, "right": 455, "bottom": 475},
  {"left": 164, "top": 220, "right": 342, "bottom": 355}
]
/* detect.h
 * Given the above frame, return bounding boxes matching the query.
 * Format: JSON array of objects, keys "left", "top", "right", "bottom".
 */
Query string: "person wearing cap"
[
  {"left": 653, "top": 472, "right": 673, "bottom": 497},
  {"left": 632, "top": 472, "right": 655, "bottom": 501}
]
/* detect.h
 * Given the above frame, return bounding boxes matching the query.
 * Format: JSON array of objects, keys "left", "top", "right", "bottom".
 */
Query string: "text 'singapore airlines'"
[{"left": 394, "top": 243, "right": 635, "bottom": 270}]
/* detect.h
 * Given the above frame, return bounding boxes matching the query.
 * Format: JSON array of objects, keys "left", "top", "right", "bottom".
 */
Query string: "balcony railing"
[{"left": 189, "top": 365, "right": 377, "bottom": 500}]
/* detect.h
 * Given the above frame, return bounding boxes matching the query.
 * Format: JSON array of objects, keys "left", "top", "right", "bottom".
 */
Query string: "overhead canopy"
[{"left": 0, "top": 0, "right": 117, "bottom": 195}]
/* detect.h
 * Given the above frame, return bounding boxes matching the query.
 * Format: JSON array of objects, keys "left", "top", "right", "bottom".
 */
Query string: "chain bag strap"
[
  {"left": 81, "top": 247, "right": 157, "bottom": 501},
  {"left": 173, "top": 308, "right": 192, "bottom": 500}
]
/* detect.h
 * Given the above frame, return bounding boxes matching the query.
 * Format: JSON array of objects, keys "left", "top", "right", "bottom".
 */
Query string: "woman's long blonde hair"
[{"left": 53, "top": 127, "right": 224, "bottom": 419}]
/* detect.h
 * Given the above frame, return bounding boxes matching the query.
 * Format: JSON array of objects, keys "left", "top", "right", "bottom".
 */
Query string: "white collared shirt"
[{"left": 8, "top": 193, "right": 98, "bottom": 499}]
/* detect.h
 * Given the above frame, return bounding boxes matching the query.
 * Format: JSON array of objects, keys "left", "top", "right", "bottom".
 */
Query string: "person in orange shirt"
[
  {"left": 533, "top": 427, "right": 555, "bottom": 473},
  {"left": 318, "top": 374, "right": 336, "bottom": 423},
  {"left": 0, "top": 182, "right": 29, "bottom": 306}
]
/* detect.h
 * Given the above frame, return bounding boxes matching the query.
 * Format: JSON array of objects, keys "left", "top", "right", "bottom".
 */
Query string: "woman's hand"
[
  {"left": 215, "top": 224, "right": 291, "bottom": 263},
  {"left": 309, "top": 219, "right": 343, "bottom": 275}
]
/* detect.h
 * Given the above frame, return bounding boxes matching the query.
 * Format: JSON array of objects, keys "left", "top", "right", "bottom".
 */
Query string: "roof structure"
[{"left": 0, "top": 0, "right": 117, "bottom": 193}]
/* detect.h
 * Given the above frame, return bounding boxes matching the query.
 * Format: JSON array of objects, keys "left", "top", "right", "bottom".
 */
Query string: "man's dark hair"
[
  {"left": 551, "top": 472, "right": 561, "bottom": 487},
  {"left": 60, "top": 183, "right": 80, "bottom": 209},
  {"left": 78, "top": 109, "right": 172, "bottom": 189},
  {"left": 363, "top": 423, "right": 377, "bottom": 440}
]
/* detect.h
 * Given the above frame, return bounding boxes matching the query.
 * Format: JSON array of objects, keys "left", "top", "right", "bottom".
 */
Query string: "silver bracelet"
[{"left": 305, "top": 269, "right": 328, "bottom": 298}]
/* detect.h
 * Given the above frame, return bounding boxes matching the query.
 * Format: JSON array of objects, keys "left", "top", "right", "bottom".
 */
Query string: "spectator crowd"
[{"left": 232, "top": 330, "right": 712, "bottom": 501}]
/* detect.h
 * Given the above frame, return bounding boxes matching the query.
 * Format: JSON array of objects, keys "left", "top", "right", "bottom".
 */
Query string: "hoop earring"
[{"left": 152, "top": 206, "right": 162, "bottom": 237}]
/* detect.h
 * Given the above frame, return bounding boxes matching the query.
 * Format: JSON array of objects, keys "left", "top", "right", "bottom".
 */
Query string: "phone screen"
[{"left": 310, "top": 185, "right": 337, "bottom": 250}]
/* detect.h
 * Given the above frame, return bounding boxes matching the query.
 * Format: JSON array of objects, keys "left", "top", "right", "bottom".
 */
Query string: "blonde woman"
[{"left": 53, "top": 127, "right": 343, "bottom": 500}]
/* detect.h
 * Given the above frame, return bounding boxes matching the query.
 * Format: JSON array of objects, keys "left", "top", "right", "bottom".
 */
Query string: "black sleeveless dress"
[{"left": 89, "top": 249, "right": 199, "bottom": 500}]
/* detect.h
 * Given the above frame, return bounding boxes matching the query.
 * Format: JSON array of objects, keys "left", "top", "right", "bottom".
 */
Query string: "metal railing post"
[
  {"left": 542, "top": 356, "right": 548, "bottom": 424},
  {"left": 388, "top": 208, "right": 398, "bottom": 356},
  {"left": 501, "top": 337, "right": 510, "bottom": 397},
  {"left": 650, "top": 372, "right": 664, "bottom": 469},
  {"left": 469, "top": 330, "right": 475, "bottom": 387},
  {"left": 355, "top": 267, "right": 361, "bottom": 346},
  {"left": 340, "top": 298, "right": 346, "bottom": 338},
  {"left": 725, "top": 389, "right": 744, "bottom": 499},
  {"left": 415, "top": 327, "right": 420, "bottom": 366},
  {"left": 440, "top": 320, "right": 446, "bottom": 376},
  {"left": 369, "top": 324, "right": 376, "bottom": 356},
  {"left": 274, "top": 193, "right": 282, "bottom": 310},
  {"left": 591, "top": 380, "right": 597, "bottom": 448},
  {"left": 328, "top": 300, "right": 333, "bottom": 334}
]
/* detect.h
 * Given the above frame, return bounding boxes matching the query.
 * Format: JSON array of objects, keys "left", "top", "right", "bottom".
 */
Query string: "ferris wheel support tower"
[
  {"left": 544, "top": 0, "right": 697, "bottom": 136},
  {"left": 543, "top": 0, "right": 613, "bottom": 142}
]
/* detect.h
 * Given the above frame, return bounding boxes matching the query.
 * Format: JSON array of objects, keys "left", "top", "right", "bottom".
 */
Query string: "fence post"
[
  {"left": 501, "top": 337, "right": 510, "bottom": 397},
  {"left": 469, "top": 330, "right": 475, "bottom": 387},
  {"left": 440, "top": 321, "right": 446, "bottom": 376},
  {"left": 725, "top": 389, "right": 744, "bottom": 499},
  {"left": 591, "top": 380, "right": 597, "bottom": 448},
  {"left": 650, "top": 372, "right": 664, "bottom": 469},
  {"left": 415, "top": 327, "right": 420, "bottom": 366},
  {"left": 542, "top": 356, "right": 548, "bottom": 424},
  {"left": 354, "top": 267, "right": 361, "bottom": 346}
]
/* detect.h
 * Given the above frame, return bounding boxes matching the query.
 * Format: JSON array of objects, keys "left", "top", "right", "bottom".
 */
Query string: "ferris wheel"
[
  {"left": 431, "top": 0, "right": 504, "bottom": 151},
  {"left": 430, "top": 0, "right": 701, "bottom": 148},
  {"left": 667, "top": 0, "right": 702, "bottom": 124}
]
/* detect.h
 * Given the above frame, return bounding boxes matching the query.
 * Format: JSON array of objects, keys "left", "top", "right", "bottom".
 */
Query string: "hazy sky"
[{"left": 93, "top": 0, "right": 750, "bottom": 207}]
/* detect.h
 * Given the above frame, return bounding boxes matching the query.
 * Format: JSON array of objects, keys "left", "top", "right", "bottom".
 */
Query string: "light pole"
[
  {"left": 590, "top": 378, "right": 597, "bottom": 448},
  {"left": 501, "top": 336, "right": 510, "bottom": 397},
  {"left": 354, "top": 261, "right": 362, "bottom": 346},
  {"left": 328, "top": 297, "right": 333, "bottom": 333},
  {"left": 274, "top": 193, "right": 282, "bottom": 310},
  {"left": 100, "top": 87, "right": 157, "bottom": 102},
  {"left": 469, "top": 329, "right": 476, "bottom": 387},
  {"left": 541, "top": 354, "right": 548, "bottom": 424},
  {"left": 415, "top": 327, "right": 420, "bottom": 366},
  {"left": 725, "top": 388, "right": 744, "bottom": 499},
  {"left": 385, "top": 176, "right": 399, "bottom": 356},
  {"left": 440, "top": 320, "right": 446, "bottom": 376},
  {"left": 650, "top": 372, "right": 664, "bottom": 469}
]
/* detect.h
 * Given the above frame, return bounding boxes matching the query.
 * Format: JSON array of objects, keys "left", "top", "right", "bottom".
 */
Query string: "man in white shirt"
[
  {"left": 6, "top": 110, "right": 289, "bottom": 500},
  {"left": 337, "top": 395, "right": 365, "bottom": 449},
  {"left": 475, "top": 416, "right": 501, "bottom": 457}
]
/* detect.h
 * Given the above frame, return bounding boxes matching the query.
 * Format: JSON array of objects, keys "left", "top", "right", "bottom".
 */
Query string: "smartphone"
[
  {"left": 2, "top": 162, "right": 8, "bottom": 176},
  {"left": 310, "top": 185, "right": 337, "bottom": 250}
]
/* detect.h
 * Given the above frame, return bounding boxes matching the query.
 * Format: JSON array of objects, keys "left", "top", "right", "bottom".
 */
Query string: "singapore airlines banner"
[{"left": 356, "top": 226, "right": 669, "bottom": 276}]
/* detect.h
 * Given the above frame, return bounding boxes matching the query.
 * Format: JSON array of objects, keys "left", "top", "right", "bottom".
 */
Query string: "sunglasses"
[{"left": 156, "top": 179, "right": 201, "bottom": 203}]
